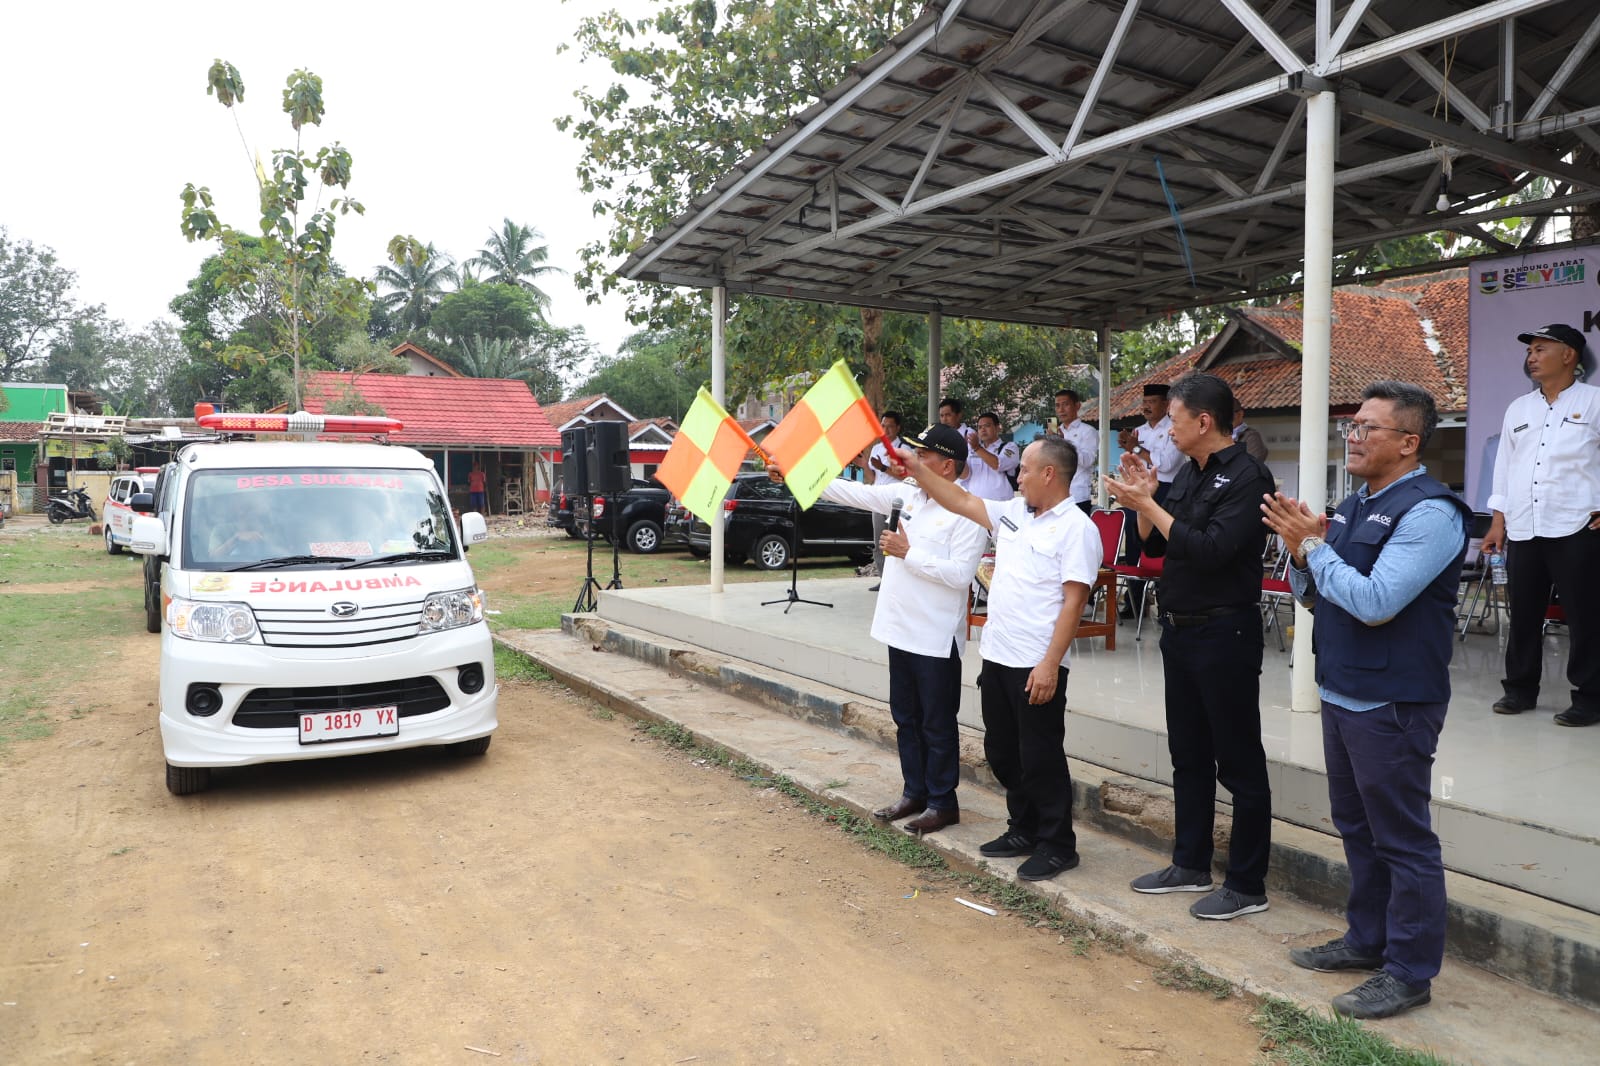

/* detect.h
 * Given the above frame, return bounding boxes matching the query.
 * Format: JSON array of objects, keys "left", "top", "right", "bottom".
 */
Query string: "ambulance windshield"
[{"left": 182, "top": 467, "right": 458, "bottom": 571}]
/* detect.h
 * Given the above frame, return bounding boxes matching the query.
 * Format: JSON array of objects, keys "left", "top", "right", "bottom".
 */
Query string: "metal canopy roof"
[{"left": 620, "top": 0, "right": 1600, "bottom": 330}]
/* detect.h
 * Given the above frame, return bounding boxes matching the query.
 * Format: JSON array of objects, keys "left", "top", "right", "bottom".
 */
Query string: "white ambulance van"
[{"left": 130, "top": 412, "right": 498, "bottom": 795}]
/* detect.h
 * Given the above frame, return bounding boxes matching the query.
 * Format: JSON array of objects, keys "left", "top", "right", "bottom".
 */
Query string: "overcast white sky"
[{"left": 1, "top": 0, "right": 659, "bottom": 363}]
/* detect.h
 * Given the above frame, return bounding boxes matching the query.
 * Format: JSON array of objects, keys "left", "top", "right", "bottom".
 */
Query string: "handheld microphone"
[{"left": 887, "top": 497, "right": 905, "bottom": 533}]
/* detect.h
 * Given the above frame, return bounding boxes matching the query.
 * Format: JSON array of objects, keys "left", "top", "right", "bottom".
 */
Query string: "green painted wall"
[{"left": 0, "top": 383, "right": 69, "bottom": 420}]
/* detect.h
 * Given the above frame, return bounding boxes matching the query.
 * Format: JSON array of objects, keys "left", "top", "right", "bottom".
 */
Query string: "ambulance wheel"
[
  {"left": 165, "top": 763, "right": 212, "bottom": 796},
  {"left": 105, "top": 525, "right": 122, "bottom": 555},
  {"left": 450, "top": 735, "right": 492, "bottom": 757}
]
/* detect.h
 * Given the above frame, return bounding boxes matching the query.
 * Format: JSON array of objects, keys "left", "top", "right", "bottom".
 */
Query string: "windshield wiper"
[
  {"left": 339, "top": 550, "right": 457, "bottom": 569},
  {"left": 227, "top": 555, "right": 355, "bottom": 571}
]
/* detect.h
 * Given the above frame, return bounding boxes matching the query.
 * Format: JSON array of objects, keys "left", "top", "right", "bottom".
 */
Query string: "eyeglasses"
[{"left": 1337, "top": 419, "right": 1414, "bottom": 441}]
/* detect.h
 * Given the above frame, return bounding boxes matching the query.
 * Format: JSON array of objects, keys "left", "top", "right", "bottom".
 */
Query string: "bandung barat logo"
[{"left": 1482, "top": 259, "right": 1586, "bottom": 295}]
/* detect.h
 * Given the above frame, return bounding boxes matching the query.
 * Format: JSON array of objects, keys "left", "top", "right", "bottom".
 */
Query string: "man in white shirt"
[
  {"left": 865, "top": 411, "right": 905, "bottom": 584},
  {"left": 772, "top": 423, "right": 989, "bottom": 832},
  {"left": 1055, "top": 388, "right": 1099, "bottom": 514},
  {"left": 1481, "top": 323, "right": 1600, "bottom": 726},
  {"left": 899, "top": 434, "right": 1103, "bottom": 881},
  {"left": 1115, "top": 383, "right": 1181, "bottom": 611},
  {"left": 963, "top": 411, "right": 1020, "bottom": 501}
]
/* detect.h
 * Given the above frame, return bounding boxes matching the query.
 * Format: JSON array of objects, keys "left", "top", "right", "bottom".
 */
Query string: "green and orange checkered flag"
[
  {"left": 656, "top": 388, "right": 758, "bottom": 525},
  {"left": 762, "top": 360, "right": 883, "bottom": 509}
]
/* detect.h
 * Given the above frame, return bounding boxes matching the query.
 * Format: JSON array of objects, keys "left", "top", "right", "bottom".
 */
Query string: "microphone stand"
[{"left": 762, "top": 498, "right": 832, "bottom": 613}]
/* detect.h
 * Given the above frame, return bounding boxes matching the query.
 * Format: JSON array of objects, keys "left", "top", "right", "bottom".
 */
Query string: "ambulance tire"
[
  {"left": 165, "top": 763, "right": 212, "bottom": 796},
  {"left": 106, "top": 525, "right": 122, "bottom": 554},
  {"left": 449, "top": 735, "right": 492, "bottom": 757}
]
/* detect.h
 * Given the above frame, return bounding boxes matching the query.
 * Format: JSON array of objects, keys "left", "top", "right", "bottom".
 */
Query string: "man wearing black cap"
[
  {"left": 898, "top": 434, "right": 1103, "bottom": 881},
  {"left": 768, "top": 424, "right": 990, "bottom": 832},
  {"left": 1481, "top": 323, "right": 1600, "bottom": 727}
]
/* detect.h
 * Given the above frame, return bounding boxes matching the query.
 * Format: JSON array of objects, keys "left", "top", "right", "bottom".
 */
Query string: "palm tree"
[
  {"left": 468, "top": 219, "right": 560, "bottom": 314},
  {"left": 372, "top": 244, "right": 458, "bottom": 332}
]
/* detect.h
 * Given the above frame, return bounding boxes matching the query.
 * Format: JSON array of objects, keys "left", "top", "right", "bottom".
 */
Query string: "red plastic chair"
[
  {"left": 1112, "top": 552, "right": 1164, "bottom": 640},
  {"left": 1261, "top": 536, "right": 1293, "bottom": 652},
  {"left": 1090, "top": 508, "right": 1125, "bottom": 567}
]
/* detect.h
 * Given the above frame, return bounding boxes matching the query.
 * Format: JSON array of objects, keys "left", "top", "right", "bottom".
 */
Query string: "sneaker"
[
  {"left": 1493, "top": 695, "right": 1533, "bottom": 715},
  {"left": 1017, "top": 850, "right": 1079, "bottom": 881},
  {"left": 1130, "top": 864, "right": 1214, "bottom": 894},
  {"left": 1189, "top": 886, "right": 1269, "bottom": 920},
  {"left": 1331, "top": 971, "right": 1431, "bottom": 1020},
  {"left": 979, "top": 831, "right": 1037, "bottom": 858},
  {"left": 1289, "top": 936, "right": 1384, "bottom": 973}
]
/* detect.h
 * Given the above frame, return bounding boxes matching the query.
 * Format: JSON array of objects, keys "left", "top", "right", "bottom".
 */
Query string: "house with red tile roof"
[
  {"left": 298, "top": 371, "right": 560, "bottom": 513},
  {"left": 1102, "top": 272, "right": 1470, "bottom": 499}
]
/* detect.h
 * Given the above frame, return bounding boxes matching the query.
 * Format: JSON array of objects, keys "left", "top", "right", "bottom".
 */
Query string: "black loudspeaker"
[
  {"left": 586, "top": 420, "right": 632, "bottom": 495},
  {"left": 561, "top": 426, "right": 589, "bottom": 496}
]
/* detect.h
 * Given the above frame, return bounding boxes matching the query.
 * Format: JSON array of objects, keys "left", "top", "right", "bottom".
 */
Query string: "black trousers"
[
  {"left": 979, "top": 660, "right": 1076, "bottom": 857},
  {"left": 886, "top": 644, "right": 963, "bottom": 810},
  {"left": 1158, "top": 607, "right": 1272, "bottom": 896},
  {"left": 1504, "top": 527, "right": 1600, "bottom": 714}
]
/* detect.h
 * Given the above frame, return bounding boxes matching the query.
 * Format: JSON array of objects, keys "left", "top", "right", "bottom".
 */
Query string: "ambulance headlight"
[
  {"left": 168, "top": 598, "right": 260, "bottom": 643},
  {"left": 420, "top": 588, "right": 483, "bottom": 633}
]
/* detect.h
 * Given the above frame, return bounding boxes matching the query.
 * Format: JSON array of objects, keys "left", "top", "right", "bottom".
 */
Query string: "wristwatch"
[{"left": 1299, "top": 535, "right": 1326, "bottom": 559}]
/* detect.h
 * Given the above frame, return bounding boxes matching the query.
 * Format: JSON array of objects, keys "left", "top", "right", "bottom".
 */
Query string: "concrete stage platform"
[{"left": 592, "top": 575, "right": 1598, "bottom": 916}]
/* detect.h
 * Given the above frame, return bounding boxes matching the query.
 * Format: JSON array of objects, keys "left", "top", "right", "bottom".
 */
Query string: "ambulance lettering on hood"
[{"left": 248, "top": 575, "right": 425, "bottom": 594}]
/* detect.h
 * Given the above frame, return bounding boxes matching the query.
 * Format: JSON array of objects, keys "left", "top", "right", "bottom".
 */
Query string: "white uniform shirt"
[
  {"left": 1487, "top": 380, "right": 1600, "bottom": 540},
  {"left": 977, "top": 496, "right": 1103, "bottom": 670},
  {"left": 868, "top": 439, "right": 904, "bottom": 485},
  {"left": 963, "top": 436, "right": 1019, "bottom": 500},
  {"left": 819, "top": 479, "right": 989, "bottom": 658},
  {"left": 1136, "top": 415, "right": 1182, "bottom": 483},
  {"left": 1060, "top": 418, "right": 1098, "bottom": 504}
]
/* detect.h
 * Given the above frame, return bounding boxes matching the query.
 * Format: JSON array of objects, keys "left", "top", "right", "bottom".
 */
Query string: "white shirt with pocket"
[
  {"left": 1487, "top": 381, "right": 1600, "bottom": 540},
  {"left": 978, "top": 497, "right": 1103, "bottom": 669},
  {"left": 819, "top": 479, "right": 990, "bottom": 658}
]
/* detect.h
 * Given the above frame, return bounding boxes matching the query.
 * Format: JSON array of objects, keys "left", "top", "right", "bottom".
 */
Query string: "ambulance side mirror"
[
  {"left": 460, "top": 512, "right": 488, "bottom": 550},
  {"left": 130, "top": 515, "right": 167, "bottom": 556}
]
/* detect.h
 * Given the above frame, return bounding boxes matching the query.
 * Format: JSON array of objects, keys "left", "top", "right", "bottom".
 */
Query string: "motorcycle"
[{"left": 47, "top": 485, "right": 96, "bottom": 524}]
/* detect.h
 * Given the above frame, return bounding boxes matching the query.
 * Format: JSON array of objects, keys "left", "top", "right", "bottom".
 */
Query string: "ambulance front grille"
[
  {"left": 252, "top": 597, "right": 425, "bottom": 648},
  {"left": 233, "top": 677, "right": 450, "bottom": 729}
]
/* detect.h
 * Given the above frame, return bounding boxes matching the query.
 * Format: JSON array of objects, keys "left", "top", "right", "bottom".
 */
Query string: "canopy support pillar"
[
  {"left": 711, "top": 285, "right": 728, "bottom": 594},
  {"left": 927, "top": 310, "right": 943, "bottom": 427},
  {"left": 1096, "top": 326, "right": 1112, "bottom": 508}
]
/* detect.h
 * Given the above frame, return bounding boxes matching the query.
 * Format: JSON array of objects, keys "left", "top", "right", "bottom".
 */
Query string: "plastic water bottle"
[{"left": 1490, "top": 552, "right": 1508, "bottom": 586}]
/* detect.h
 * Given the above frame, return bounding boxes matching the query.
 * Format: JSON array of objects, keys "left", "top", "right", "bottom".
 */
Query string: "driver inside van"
[{"left": 209, "top": 494, "right": 290, "bottom": 560}]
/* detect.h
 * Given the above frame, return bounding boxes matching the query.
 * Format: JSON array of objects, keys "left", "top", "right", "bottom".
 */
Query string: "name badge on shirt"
[
  {"left": 1513, "top": 423, "right": 1529, "bottom": 434},
  {"left": 999, "top": 515, "right": 1019, "bottom": 532}
]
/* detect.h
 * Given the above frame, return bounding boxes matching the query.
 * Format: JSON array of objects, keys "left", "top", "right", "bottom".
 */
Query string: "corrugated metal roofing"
[{"left": 621, "top": 0, "right": 1600, "bottom": 329}]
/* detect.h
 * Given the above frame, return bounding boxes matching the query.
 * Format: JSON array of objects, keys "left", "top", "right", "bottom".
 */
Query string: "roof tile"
[{"left": 300, "top": 373, "right": 560, "bottom": 448}]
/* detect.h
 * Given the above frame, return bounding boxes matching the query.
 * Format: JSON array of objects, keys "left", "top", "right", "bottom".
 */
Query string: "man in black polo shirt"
[{"left": 1104, "top": 372, "right": 1275, "bottom": 921}]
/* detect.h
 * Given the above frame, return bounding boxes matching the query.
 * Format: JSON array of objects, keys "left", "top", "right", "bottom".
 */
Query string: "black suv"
[
  {"left": 574, "top": 477, "right": 685, "bottom": 554},
  {"left": 545, "top": 481, "right": 582, "bottom": 539},
  {"left": 677, "top": 472, "right": 875, "bottom": 570}
]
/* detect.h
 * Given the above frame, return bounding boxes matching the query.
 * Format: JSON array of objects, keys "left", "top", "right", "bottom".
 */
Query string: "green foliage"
[
  {"left": 938, "top": 320, "right": 1099, "bottom": 430},
  {"left": 372, "top": 244, "right": 459, "bottom": 332},
  {"left": 494, "top": 644, "right": 553, "bottom": 682},
  {"left": 468, "top": 219, "right": 560, "bottom": 314},
  {"left": 0, "top": 228, "right": 96, "bottom": 379},
  {"left": 180, "top": 60, "right": 407, "bottom": 408},
  {"left": 1252, "top": 996, "right": 1456, "bottom": 1065},
  {"left": 432, "top": 282, "right": 540, "bottom": 348},
  {"left": 557, "top": 0, "right": 920, "bottom": 323},
  {"left": 581, "top": 330, "right": 706, "bottom": 420}
]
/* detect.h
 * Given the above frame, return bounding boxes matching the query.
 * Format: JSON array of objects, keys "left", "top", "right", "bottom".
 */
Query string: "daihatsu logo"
[{"left": 330, "top": 602, "right": 360, "bottom": 618}]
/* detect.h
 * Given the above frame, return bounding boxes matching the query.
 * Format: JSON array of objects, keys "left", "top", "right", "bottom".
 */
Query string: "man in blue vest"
[{"left": 1261, "top": 381, "right": 1469, "bottom": 1020}]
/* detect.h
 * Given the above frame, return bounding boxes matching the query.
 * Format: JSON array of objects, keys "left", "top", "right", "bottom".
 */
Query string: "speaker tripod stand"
[{"left": 572, "top": 493, "right": 624, "bottom": 613}]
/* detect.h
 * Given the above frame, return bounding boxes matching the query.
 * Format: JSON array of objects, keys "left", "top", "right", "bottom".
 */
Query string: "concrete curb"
[{"left": 548, "top": 613, "right": 1600, "bottom": 1013}]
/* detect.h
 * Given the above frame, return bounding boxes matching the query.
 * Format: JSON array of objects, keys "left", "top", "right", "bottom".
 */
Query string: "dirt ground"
[{"left": 1, "top": 529, "right": 1265, "bottom": 1064}]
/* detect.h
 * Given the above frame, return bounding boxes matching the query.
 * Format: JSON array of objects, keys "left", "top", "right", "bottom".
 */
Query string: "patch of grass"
[
  {"left": 109, "top": 846, "right": 136, "bottom": 857},
  {"left": 487, "top": 599, "right": 567, "bottom": 631},
  {"left": 1253, "top": 997, "right": 1456, "bottom": 1065},
  {"left": 493, "top": 644, "right": 551, "bottom": 683},
  {"left": 822, "top": 778, "right": 848, "bottom": 790},
  {"left": 589, "top": 707, "right": 615, "bottom": 721},
  {"left": 0, "top": 695, "right": 53, "bottom": 747},
  {"left": 1153, "top": 961, "right": 1235, "bottom": 1000}
]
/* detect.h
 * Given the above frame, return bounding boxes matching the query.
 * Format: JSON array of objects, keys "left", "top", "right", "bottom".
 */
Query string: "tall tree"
[
  {"left": 430, "top": 282, "right": 540, "bottom": 349},
  {"left": 468, "top": 220, "right": 559, "bottom": 313},
  {"left": 0, "top": 228, "right": 97, "bottom": 379},
  {"left": 557, "top": 1, "right": 921, "bottom": 404},
  {"left": 179, "top": 60, "right": 419, "bottom": 408},
  {"left": 372, "top": 244, "right": 458, "bottom": 332}
]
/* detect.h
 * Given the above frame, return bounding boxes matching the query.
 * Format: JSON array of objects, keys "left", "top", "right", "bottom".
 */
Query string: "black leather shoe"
[
  {"left": 1555, "top": 707, "right": 1600, "bottom": 727},
  {"left": 1017, "top": 850, "right": 1079, "bottom": 881},
  {"left": 1331, "top": 972, "right": 1431, "bottom": 1020},
  {"left": 1493, "top": 695, "right": 1534, "bottom": 715},
  {"left": 872, "top": 797, "right": 925, "bottom": 821},
  {"left": 1289, "top": 937, "right": 1384, "bottom": 973},
  {"left": 903, "top": 807, "right": 959, "bottom": 833}
]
